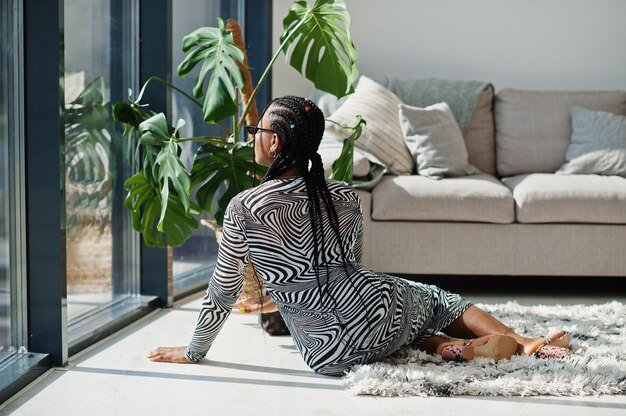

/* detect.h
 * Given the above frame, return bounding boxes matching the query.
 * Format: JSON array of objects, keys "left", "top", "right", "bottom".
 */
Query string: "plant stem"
[
  {"left": 237, "top": 12, "right": 311, "bottom": 132},
  {"left": 229, "top": 157, "right": 240, "bottom": 192},
  {"left": 139, "top": 76, "right": 203, "bottom": 108},
  {"left": 233, "top": 89, "right": 240, "bottom": 142},
  {"left": 176, "top": 136, "right": 227, "bottom": 143},
  {"left": 325, "top": 118, "right": 356, "bottom": 131},
  {"left": 218, "top": 122, "right": 232, "bottom": 136}
]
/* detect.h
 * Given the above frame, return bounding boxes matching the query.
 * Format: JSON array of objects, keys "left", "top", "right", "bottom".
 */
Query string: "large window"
[
  {"left": 170, "top": 0, "right": 244, "bottom": 295},
  {"left": 1, "top": 0, "right": 271, "bottom": 400},
  {"left": 63, "top": 0, "right": 139, "bottom": 327},
  {"left": 0, "top": 0, "right": 26, "bottom": 365}
]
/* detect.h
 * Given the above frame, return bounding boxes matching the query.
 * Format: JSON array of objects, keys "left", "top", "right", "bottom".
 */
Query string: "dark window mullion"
[
  {"left": 138, "top": 0, "right": 172, "bottom": 306},
  {"left": 245, "top": 0, "right": 272, "bottom": 112},
  {"left": 110, "top": 0, "right": 127, "bottom": 297},
  {"left": 25, "top": 0, "right": 66, "bottom": 366}
]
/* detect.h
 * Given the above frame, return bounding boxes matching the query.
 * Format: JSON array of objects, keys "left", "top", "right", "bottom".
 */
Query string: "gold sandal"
[{"left": 541, "top": 330, "right": 570, "bottom": 348}]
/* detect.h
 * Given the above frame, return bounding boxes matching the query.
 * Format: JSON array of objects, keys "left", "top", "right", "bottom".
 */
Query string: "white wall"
[{"left": 271, "top": 0, "right": 626, "bottom": 98}]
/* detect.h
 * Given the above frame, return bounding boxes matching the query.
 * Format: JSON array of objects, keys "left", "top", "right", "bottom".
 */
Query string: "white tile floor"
[{"left": 2, "top": 290, "right": 626, "bottom": 416}]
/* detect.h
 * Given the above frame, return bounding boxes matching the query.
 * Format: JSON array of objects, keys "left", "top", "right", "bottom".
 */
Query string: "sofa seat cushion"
[
  {"left": 372, "top": 174, "right": 514, "bottom": 223},
  {"left": 502, "top": 173, "right": 626, "bottom": 224}
]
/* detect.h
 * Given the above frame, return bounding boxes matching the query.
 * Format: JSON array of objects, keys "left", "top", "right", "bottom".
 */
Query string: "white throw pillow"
[
  {"left": 557, "top": 106, "right": 626, "bottom": 177},
  {"left": 398, "top": 102, "right": 481, "bottom": 179},
  {"left": 324, "top": 76, "right": 414, "bottom": 175}
]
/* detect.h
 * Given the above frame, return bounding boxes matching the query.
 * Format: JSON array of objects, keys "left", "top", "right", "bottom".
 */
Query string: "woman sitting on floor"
[{"left": 147, "top": 96, "right": 569, "bottom": 375}]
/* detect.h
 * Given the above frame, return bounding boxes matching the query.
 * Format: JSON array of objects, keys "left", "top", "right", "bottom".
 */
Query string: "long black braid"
[{"left": 253, "top": 96, "right": 373, "bottom": 345}]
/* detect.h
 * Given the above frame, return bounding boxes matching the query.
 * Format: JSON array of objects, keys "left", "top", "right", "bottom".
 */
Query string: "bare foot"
[
  {"left": 519, "top": 337, "right": 549, "bottom": 356},
  {"left": 437, "top": 334, "right": 518, "bottom": 362}
]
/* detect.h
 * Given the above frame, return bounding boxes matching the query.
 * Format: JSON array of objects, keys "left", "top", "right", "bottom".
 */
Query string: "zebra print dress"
[{"left": 185, "top": 177, "right": 472, "bottom": 376}]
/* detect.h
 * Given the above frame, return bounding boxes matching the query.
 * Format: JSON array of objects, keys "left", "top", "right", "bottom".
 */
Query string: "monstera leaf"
[
  {"left": 191, "top": 139, "right": 266, "bottom": 226},
  {"left": 138, "top": 114, "right": 191, "bottom": 231},
  {"left": 122, "top": 113, "right": 196, "bottom": 247},
  {"left": 281, "top": 0, "right": 358, "bottom": 98},
  {"left": 177, "top": 18, "right": 245, "bottom": 124},
  {"left": 124, "top": 171, "right": 198, "bottom": 248},
  {"left": 154, "top": 140, "right": 191, "bottom": 231},
  {"left": 330, "top": 115, "right": 366, "bottom": 183},
  {"left": 138, "top": 112, "right": 172, "bottom": 147},
  {"left": 113, "top": 97, "right": 157, "bottom": 166},
  {"left": 113, "top": 100, "right": 154, "bottom": 133}
]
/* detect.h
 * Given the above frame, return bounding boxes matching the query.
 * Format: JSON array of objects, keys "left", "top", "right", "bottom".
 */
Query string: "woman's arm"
[{"left": 147, "top": 197, "right": 250, "bottom": 363}]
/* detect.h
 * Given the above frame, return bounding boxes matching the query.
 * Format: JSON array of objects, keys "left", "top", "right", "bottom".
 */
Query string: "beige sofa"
[{"left": 355, "top": 88, "right": 626, "bottom": 277}]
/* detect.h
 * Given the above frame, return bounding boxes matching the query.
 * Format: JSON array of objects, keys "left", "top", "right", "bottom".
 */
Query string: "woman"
[{"left": 147, "top": 96, "right": 569, "bottom": 375}]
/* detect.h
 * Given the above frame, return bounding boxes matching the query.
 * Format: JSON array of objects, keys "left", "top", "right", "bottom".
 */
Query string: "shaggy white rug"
[{"left": 343, "top": 301, "right": 626, "bottom": 397}]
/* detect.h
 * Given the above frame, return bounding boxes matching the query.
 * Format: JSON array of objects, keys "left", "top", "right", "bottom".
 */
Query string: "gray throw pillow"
[
  {"left": 557, "top": 106, "right": 626, "bottom": 176},
  {"left": 398, "top": 102, "right": 481, "bottom": 179}
]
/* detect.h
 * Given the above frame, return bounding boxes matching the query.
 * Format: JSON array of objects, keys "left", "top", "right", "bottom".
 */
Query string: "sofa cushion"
[
  {"left": 372, "top": 174, "right": 514, "bottom": 223},
  {"left": 465, "top": 86, "right": 496, "bottom": 175},
  {"left": 495, "top": 89, "right": 626, "bottom": 177},
  {"left": 557, "top": 106, "right": 626, "bottom": 176},
  {"left": 398, "top": 102, "right": 481, "bottom": 179},
  {"left": 323, "top": 76, "right": 414, "bottom": 175},
  {"left": 502, "top": 173, "right": 626, "bottom": 224}
]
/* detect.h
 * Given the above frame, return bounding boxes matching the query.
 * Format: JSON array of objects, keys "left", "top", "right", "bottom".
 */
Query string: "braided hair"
[
  {"left": 261, "top": 96, "right": 325, "bottom": 182},
  {"left": 253, "top": 96, "right": 371, "bottom": 335}
]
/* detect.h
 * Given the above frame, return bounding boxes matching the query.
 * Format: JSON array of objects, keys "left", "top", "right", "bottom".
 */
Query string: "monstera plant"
[{"left": 113, "top": 0, "right": 364, "bottom": 248}]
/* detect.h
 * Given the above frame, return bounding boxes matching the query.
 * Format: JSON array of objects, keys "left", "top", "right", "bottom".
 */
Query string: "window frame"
[
  {"left": 23, "top": 0, "right": 169, "bottom": 367},
  {"left": 0, "top": 0, "right": 49, "bottom": 403}
]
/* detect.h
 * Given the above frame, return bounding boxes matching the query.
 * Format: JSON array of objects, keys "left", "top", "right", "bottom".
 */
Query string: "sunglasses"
[{"left": 245, "top": 125, "right": 276, "bottom": 136}]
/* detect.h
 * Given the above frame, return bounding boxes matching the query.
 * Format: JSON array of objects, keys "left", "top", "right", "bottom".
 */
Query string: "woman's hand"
[
  {"left": 234, "top": 295, "right": 278, "bottom": 314},
  {"left": 147, "top": 346, "right": 193, "bottom": 363}
]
